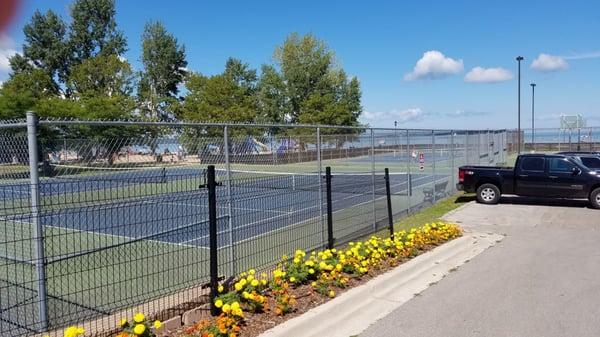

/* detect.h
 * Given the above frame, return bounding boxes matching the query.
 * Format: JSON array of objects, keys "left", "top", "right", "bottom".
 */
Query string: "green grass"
[
  {"left": 0, "top": 156, "right": 463, "bottom": 333},
  {"left": 386, "top": 192, "right": 474, "bottom": 234}
]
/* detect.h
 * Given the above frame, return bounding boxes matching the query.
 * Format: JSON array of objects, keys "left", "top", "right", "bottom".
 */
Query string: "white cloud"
[
  {"left": 362, "top": 108, "right": 427, "bottom": 123},
  {"left": 404, "top": 50, "right": 463, "bottom": 81},
  {"left": 464, "top": 66, "right": 513, "bottom": 83},
  {"left": 531, "top": 53, "right": 569, "bottom": 72},
  {"left": 0, "top": 35, "right": 18, "bottom": 74},
  {"left": 446, "top": 109, "right": 489, "bottom": 117},
  {"left": 562, "top": 51, "right": 600, "bottom": 60}
]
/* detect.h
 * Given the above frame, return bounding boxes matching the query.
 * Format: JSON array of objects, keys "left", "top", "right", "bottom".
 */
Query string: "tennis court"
[
  {"left": 0, "top": 163, "right": 444, "bottom": 335},
  {"left": 0, "top": 120, "right": 508, "bottom": 336}
]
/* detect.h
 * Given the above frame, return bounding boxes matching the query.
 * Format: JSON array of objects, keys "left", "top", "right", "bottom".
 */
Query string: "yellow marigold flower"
[
  {"left": 249, "top": 269, "right": 256, "bottom": 275},
  {"left": 247, "top": 274, "right": 254, "bottom": 282},
  {"left": 218, "top": 285, "right": 224, "bottom": 293},
  {"left": 289, "top": 276, "right": 296, "bottom": 283},
  {"left": 328, "top": 290, "right": 336, "bottom": 298},
  {"left": 64, "top": 326, "right": 86, "bottom": 337},
  {"left": 133, "top": 313, "right": 145, "bottom": 323},
  {"left": 293, "top": 257, "right": 301, "bottom": 264},
  {"left": 239, "top": 278, "right": 247, "bottom": 286},
  {"left": 215, "top": 299, "right": 223, "bottom": 308},
  {"left": 311, "top": 281, "right": 317, "bottom": 287},
  {"left": 251, "top": 279, "right": 259, "bottom": 287},
  {"left": 309, "top": 268, "right": 315, "bottom": 274},
  {"left": 234, "top": 283, "right": 243, "bottom": 291},
  {"left": 231, "top": 302, "right": 240, "bottom": 311},
  {"left": 153, "top": 320, "right": 162, "bottom": 329},
  {"left": 261, "top": 279, "right": 267, "bottom": 286},
  {"left": 133, "top": 323, "right": 146, "bottom": 335},
  {"left": 335, "top": 264, "right": 342, "bottom": 271},
  {"left": 222, "top": 303, "right": 231, "bottom": 313},
  {"left": 119, "top": 318, "right": 128, "bottom": 327}
]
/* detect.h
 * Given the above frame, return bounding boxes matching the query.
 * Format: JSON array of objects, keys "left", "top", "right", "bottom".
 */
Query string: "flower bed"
[{"left": 50, "top": 222, "right": 462, "bottom": 337}]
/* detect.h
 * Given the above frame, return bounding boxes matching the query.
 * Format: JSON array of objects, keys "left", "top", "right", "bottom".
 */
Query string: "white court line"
[
  {"left": 184, "top": 173, "right": 439, "bottom": 246},
  {"left": 231, "top": 173, "right": 439, "bottom": 246},
  {"left": 141, "top": 200, "right": 290, "bottom": 216}
]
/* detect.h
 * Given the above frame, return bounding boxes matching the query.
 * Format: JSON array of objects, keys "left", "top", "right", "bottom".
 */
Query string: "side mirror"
[{"left": 572, "top": 167, "right": 581, "bottom": 175}]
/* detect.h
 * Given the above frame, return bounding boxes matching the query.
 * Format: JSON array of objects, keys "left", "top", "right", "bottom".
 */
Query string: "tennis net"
[
  {"left": 215, "top": 169, "right": 409, "bottom": 195},
  {"left": 47, "top": 164, "right": 205, "bottom": 184}
]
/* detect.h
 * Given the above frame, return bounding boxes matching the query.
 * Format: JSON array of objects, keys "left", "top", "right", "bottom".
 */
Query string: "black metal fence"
[{"left": 0, "top": 113, "right": 509, "bottom": 336}]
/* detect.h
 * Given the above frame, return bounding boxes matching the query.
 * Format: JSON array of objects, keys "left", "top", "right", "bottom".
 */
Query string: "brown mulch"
[
  {"left": 164, "top": 244, "right": 442, "bottom": 337},
  {"left": 236, "top": 247, "right": 437, "bottom": 337}
]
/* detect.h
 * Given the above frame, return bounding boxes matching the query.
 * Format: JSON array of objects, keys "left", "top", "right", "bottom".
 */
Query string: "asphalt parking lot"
[{"left": 361, "top": 196, "right": 600, "bottom": 337}]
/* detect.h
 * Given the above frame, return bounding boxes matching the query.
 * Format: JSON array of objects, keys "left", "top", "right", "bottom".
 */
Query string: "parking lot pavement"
[{"left": 361, "top": 197, "right": 600, "bottom": 337}]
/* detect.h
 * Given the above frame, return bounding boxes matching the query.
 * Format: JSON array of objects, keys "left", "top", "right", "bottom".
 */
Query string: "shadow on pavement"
[{"left": 499, "top": 196, "right": 591, "bottom": 208}]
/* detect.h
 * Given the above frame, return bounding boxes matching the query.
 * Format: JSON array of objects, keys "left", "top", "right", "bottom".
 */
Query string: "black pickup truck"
[{"left": 457, "top": 154, "right": 600, "bottom": 209}]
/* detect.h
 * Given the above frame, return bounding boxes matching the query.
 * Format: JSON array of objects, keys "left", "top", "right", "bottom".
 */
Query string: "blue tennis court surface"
[{"left": 2, "top": 172, "right": 445, "bottom": 251}]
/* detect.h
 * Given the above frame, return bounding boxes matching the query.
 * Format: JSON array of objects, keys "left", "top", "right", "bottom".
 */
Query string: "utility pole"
[
  {"left": 516, "top": 56, "right": 524, "bottom": 154},
  {"left": 530, "top": 83, "right": 536, "bottom": 151}
]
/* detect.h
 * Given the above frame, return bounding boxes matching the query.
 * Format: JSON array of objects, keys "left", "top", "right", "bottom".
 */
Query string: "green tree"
[
  {"left": 67, "top": 54, "right": 135, "bottom": 98},
  {"left": 139, "top": 21, "right": 187, "bottom": 122},
  {"left": 265, "top": 33, "right": 363, "bottom": 143},
  {"left": 0, "top": 69, "right": 57, "bottom": 119},
  {"left": 68, "top": 0, "right": 126, "bottom": 61},
  {"left": 182, "top": 59, "right": 257, "bottom": 124},
  {"left": 8, "top": 10, "right": 68, "bottom": 92},
  {"left": 256, "top": 64, "right": 288, "bottom": 124},
  {"left": 65, "top": 55, "right": 137, "bottom": 163}
]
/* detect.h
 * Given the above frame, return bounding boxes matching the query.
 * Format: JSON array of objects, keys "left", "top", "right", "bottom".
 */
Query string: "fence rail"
[{"left": 0, "top": 113, "right": 510, "bottom": 336}]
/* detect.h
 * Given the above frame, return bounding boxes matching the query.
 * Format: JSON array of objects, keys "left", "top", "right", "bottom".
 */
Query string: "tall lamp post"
[
  {"left": 516, "top": 56, "right": 524, "bottom": 154},
  {"left": 530, "top": 83, "right": 536, "bottom": 151},
  {"left": 394, "top": 120, "right": 398, "bottom": 153}
]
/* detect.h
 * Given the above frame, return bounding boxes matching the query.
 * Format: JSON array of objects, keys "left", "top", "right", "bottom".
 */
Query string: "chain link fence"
[
  {"left": 503, "top": 127, "right": 600, "bottom": 164},
  {"left": 0, "top": 113, "right": 508, "bottom": 336}
]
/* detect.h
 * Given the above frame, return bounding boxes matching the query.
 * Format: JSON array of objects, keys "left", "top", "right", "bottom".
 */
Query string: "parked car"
[
  {"left": 456, "top": 154, "right": 600, "bottom": 209},
  {"left": 557, "top": 151, "right": 600, "bottom": 171}
]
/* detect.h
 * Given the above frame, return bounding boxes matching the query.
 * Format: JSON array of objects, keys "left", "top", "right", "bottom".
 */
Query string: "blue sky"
[{"left": 1, "top": 0, "right": 599, "bottom": 129}]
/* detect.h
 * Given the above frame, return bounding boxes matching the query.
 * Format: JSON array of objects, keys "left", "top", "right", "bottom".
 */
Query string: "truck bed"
[{"left": 460, "top": 165, "right": 513, "bottom": 171}]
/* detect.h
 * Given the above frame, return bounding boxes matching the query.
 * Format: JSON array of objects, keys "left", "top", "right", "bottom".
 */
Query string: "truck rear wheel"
[
  {"left": 590, "top": 188, "right": 600, "bottom": 209},
  {"left": 476, "top": 183, "right": 501, "bottom": 205}
]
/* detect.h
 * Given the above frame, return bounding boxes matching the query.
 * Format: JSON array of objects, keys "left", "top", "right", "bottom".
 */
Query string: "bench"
[{"left": 423, "top": 180, "right": 449, "bottom": 202}]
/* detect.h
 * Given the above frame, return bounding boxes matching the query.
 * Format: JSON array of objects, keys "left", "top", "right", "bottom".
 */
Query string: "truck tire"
[
  {"left": 590, "top": 188, "right": 600, "bottom": 209},
  {"left": 476, "top": 183, "right": 501, "bottom": 205}
]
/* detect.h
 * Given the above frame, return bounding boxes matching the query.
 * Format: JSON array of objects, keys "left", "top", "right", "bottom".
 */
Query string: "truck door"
[
  {"left": 515, "top": 156, "right": 548, "bottom": 196},
  {"left": 546, "top": 157, "right": 586, "bottom": 198}
]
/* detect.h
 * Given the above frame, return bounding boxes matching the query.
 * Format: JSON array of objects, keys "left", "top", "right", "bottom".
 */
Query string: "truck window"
[
  {"left": 580, "top": 157, "right": 600, "bottom": 169},
  {"left": 548, "top": 158, "right": 575, "bottom": 173},
  {"left": 521, "top": 157, "right": 544, "bottom": 172}
]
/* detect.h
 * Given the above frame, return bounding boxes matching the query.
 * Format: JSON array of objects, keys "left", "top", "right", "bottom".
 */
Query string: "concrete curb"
[
  {"left": 258, "top": 232, "right": 503, "bottom": 337},
  {"left": 441, "top": 201, "right": 475, "bottom": 222}
]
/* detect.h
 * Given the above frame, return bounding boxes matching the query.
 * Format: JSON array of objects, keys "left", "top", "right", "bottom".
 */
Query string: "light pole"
[
  {"left": 516, "top": 56, "right": 524, "bottom": 154},
  {"left": 394, "top": 120, "right": 398, "bottom": 155},
  {"left": 530, "top": 83, "right": 536, "bottom": 151}
]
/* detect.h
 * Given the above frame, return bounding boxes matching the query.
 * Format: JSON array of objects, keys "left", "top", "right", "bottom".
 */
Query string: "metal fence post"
[
  {"left": 370, "top": 128, "right": 376, "bottom": 231},
  {"left": 432, "top": 130, "right": 436, "bottom": 203},
  {"left": 207, "top": 165, "right": 219, "bottom": 316},
  {"left": 384, "top": 168, "right": 394, "bottom": 240},
  {"left": 477, "top": 131, "right": 481, "bottom": 165},
  {"left": 450, "top": 130, "right": 455, "bottom": 193},
  {"left": 325, "top": 167, "right": 334, "bottom": 249},
  {"left": 406, "top": 130, "right": 411, "bottom": 213},
  {"left": 26, "top": 111, "right": 48, "bottom": 332},
  {"left": 223, "top": 126, "right": 235, "bottom": 276},
  {"left": 317, "top": 127, "right": 325, "bottom": 247}
]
